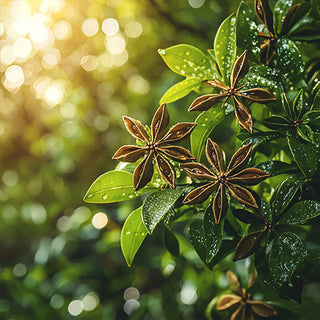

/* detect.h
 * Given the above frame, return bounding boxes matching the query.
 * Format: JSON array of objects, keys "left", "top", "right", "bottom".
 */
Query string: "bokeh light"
[
  {"left": 82, "top": 18, "right": 99, "bottom": 37},
  {"left": 53, "top": 20, "right": 72, "bottom": 40},
  {"left": 105, "top": 34, "right": 126, "bottom": 55},
  {"left": 92, "top": 212, "right": 108, "bottom": 229},
  {"left": 43, "top": 83, "right": 64, "bottom": 107},
  {"left": 102, "top": 18, "right": 119, "bottom": 36},
  {"left": 4, "top": 65, "right": 25, "bottom": 90},
  {"left": 125, "top": 21, "right": 143, "bottom": 38},
  {"left": 12, "top": 38, "right": 32, "bottom": 59}
]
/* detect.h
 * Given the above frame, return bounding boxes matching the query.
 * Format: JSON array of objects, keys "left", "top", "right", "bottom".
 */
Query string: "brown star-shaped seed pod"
[
  {"left": 180, "top": 139, "right": 269, "bottom": 224},
  {"left": 112, "top": 103, "right": 196, "bottom": 191},
  {"left": 188, "top": 50, "right": 276, "bottom": 133},
  {"left": 255, "top": 0, "right": 300, "bottom": 65},
  {"left": 232, "top": 208, "right": 275, "bottom": 261},
  {"left": 217, "top": 271, "right": 277, "bottom": 320},
  {"left": 255, "top": 0, "right": 276, "bottom": 65}
]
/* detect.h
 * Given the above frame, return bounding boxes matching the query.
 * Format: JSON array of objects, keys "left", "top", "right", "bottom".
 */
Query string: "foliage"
[
  {"left": 1, "top": 0, "right": 320, "bottom": 319},
  {"left": 84, "top": 0, "right": 320, "bottom": 318}
]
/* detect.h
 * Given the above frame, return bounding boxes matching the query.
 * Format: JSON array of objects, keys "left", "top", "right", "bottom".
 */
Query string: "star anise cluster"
[
  {"left": 189, "top": 50, "right": 275, "bottom": 133},
  {"left": 180, "top": 139, "right": 269, "bottom": 224},
  {"left": 112, "top": 104, "right": 196, "bottom": 190},
  {"left": 217, "top": 271, "right": 277, "bottom": 320}
]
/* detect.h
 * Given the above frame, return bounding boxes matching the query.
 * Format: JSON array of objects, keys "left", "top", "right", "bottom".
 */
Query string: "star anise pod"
[
  {"left": 180, "top": 139, "right": 269, "bottom": 224},
  {"left": 188, "top": 50, "right": 276, "bottom": 133},
  {"left": 255, "top": 0, "right": 300, "bottom": 65},
  {"left": 112, "top": 104, "right": 196, "bottom": 191},
  {"left": 232, "top": 208, "right": 275, "bottom": 261},
  {"left": 217, "top": 271, "right": 277, "bottom": 320},
  {"left": 255, "top": 0, "right": 276, "bottom": 65}
]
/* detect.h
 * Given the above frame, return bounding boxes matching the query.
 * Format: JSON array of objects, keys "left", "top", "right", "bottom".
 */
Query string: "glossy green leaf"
[
  {"left": 189, "top": 212, "right": 207, "bottom": 264},
  {"left": 236, "top": 1, "right": 260, "bottom": 62},
  {"left": 281, "top": 93, "right": 294, "bottom": 120},
  {"left": 286, "top": 131, "right": 320, "bottom": 178},
  {"left": 241, "top": 131, "right": 281, "bottom": 150},
  {"left": 121, "top": 207, "right": 148, "bottom": 267},
  {"left": 163, "top": 228, "right": 180, "bottom": 257},
  {"left": 274, "top": 0, "right": 295, "bottom": 35},
  {"left": 214, "top": 14, "right": 237, "bottom": 83},
  {"left": 256, "top": 160, "right": 298, "bottom": 176},
  {"left": 190, "top": 105, "right": 226, "bottom": 161},
  {"left": 142, "top": 187, "right": 186, "bottom": 234},
  {"left": 268, "top": 232, "right": 307, "bottom": 284},
  {"left": 262, "top": 115, "right": 291, "bottom": 130},
  {"left": 239, "top": 64, "right": 283, "bottom": 97},
  {"left": 297, "top": 125, "right": 314, "bottom": 143},
  {"left": 302, "top": 110, "right": 320, "bottom": 126},
  {"left": 84, "top": 170, "right": 154, "bottom": 203},
  {"left": 160, "top": 78, "right": 204, "bottom": 104},
  {"left": 158, "top": 44, "right": 213, "bottom": 79},
  {"left": 271, "top": 174, "right": 304, "bottom": 219},
  {"left": 279, "top": 200, "right": 320, "bottom": 224},
  {"left": 204, "top": 206, "right": 223, "bottom": 263},
  {"left": 292, "top": 89, "right": 305, "bottom": 119},
  {"left": 312, "top": 86, "right": 320, "bottom": 109},
  {"left": 276, "top": 38, "right": 304, "bottom": 84}
]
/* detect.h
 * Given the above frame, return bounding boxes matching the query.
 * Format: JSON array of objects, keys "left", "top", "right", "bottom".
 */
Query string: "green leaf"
[
  {"left": 189, "top": 212, "right": 207, "bottom": 264},
  {"left": 262, "top": 115, "right": 291, "bottom": 130},
  {"left": 281, "top": 93, "right": 294, "bottom": 120},
  {"left": 142, "top": 188, "right": 186, "bottom": 234},
  {"left": 274, "top": 0, "right": 295, "bottom": 35},
  {"left": 256, "top": 160, "right": 298, "bottom": 176},
  {"left": 214, "top": 14, "right": 237, "bottom": 83},
  {"left": 121, "top": 207, "right": 148, "bottom": 267},
  {"left": 286, "top": 131, "right": 320, "bottom": 178},
  {"left": 241, "top": 131, "right": 281, "bottom": 150},
  {"left": 163, "top": 228, "right": 180, "bottom": 257},
  {"left": 84, "top": 170, "right": 154, "bottom": 203},
  {"left": 297, "top": 125, "right": 314, "bottom": 143},
  {"left": 160, "top": 78, "right": 204, "bottom": 104},
  {"left": 239, "top": 64, "right": 283, "bottom": 97},
  {"left": 236, "top": 1, "right": 260, "bottom": 62},
  {"left": 158, "top": 44, "right": 213, "bottom": 79},
  {"left": 292, "top": 89, "right": 305, "bottom": 119},
  {"left": 268, "top": 232, "right": 307, "bottom": 284},
  {"left": 204, "top": 206, "right": 223, "bottom": 263},
  {"left": 190, "top": 105, "right": 226, "bottom": 161},
  {"left": 279, "top": 200, "right": 320, "bottom": 224},
  {"left": 271, "top": 174, "right": 304, "bottom": 219},
  {"left": 276, "top": 38, "right": 304, "bottom": 84},
  {"left": 302, "top": 110, "right": 320, "bottom": 126}
]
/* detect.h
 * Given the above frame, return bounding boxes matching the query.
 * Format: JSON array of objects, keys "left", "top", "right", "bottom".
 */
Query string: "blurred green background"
[{"left": 1, "top": 1, "right": 319, "bottom": 319}]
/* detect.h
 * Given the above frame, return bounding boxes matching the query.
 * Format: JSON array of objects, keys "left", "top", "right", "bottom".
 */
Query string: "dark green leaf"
[
  {"left": 189, "top": 212, "right": 207, "bottom": 264},
  {"left": 268, "top": 232, "right": 307, "bottom": 284},
  {"left": 276, "top": 38, "right": 304, "bottom": 84},
  {"left": 190, "top": 105, "right": 226, "bottom": 161},
  {"left": 158, "top": 44, "right": 213, "bottom": 79},
  {"left": 262, "top": 115, "right": 291, "bottom": 130},
  {"left": 286, "top": 131, "right": 320, "bottom": 178},
  {"left": 256, "top": 160, "right": 298, "bottom": 176},
  {"left": 302, "top": 110, "right": 320, "bottom": 126},
  {"left": 204, "top": 206, "right": 223, "bottom": 263},
  {"left": 214, "top": 14, "right": 237, "bottom": 83},
  {"left": 281, "top": 92, "right": 294, "bottom": 120},
  {"left": 121, "top": 207, "right": 148, "bottom": 267},
  {"left": 296, "top": 125, "right": 314, "bottom": 143},
  {"left": 160, "top": 78, "right": 204, "bottom": 104},
  {"left": 292, "top": 89, "right": 305, "bottom": 119},
  {"left": 239, "top": 64, "right": 283, "bottom": 97},
  {"left": 236, "top": 1, "right": 260, "bottom": 62},
  {"left": 241, "top": 131, "right": 281, "bottom": 150},
  {"left": 274, "top": 0, "right": 295, "bottom": 35},
  {"left": 271, "top": 174, "right": 304, "bottom": 219},
  {"left": 84, "top": 170, "right": 154, "bottom": 203},
  {"left": 142, "top": 187, "right": 186, "bottom": 233},
  {"left": 279, "top": 200, "right": 320, "bottom": 224},
  {"left": 163, "top": 228, "right": 180, "bottom": 257}
]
